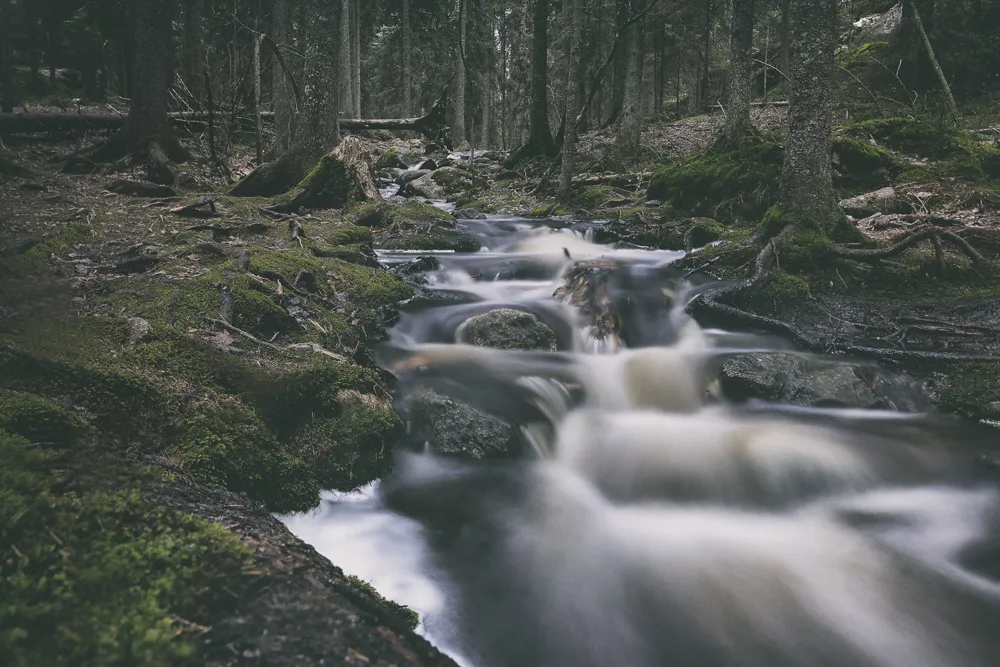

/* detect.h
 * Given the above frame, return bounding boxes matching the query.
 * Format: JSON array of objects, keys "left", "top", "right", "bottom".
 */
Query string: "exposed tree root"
[
  {"left": 833, "top": 224, "right": 986, "bottom": 264},
  {"left": 688, "top": 227, "right": 1000, "bottom": 363},
  {"left": 69, "top": 132, "right": 192, "bottom": 185}
]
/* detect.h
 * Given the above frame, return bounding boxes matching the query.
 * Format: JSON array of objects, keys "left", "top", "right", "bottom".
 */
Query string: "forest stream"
[{"left": 281, "top": 209, "right": 1000, "bottom": 667}]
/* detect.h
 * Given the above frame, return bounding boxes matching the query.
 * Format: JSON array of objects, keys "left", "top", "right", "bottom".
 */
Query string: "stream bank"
[{"left": 2, "top": 108, "right": 1000, "bottom": 664}]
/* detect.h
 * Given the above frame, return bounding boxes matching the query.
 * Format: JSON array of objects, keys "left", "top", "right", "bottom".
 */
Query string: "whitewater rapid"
[{"left": 284, "top": 211, "right": 1000, "bottom": 667}]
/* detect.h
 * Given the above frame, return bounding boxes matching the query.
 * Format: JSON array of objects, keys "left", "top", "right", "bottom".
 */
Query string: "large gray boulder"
[
  {"left": 403, "top": 172, "right": 446, "bottom": 199},
  {"left": 720, "top": 353, "right": 932, "bottom": 411},
  {"left": 458, "top": 308, "right": 559, "bottom": 352},
  {"left": 404, "top": 309, "right": 559, "bottom": 460}
]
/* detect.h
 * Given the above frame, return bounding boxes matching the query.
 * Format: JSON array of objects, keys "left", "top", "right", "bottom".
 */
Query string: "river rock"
[
  {"left": 429, "top": 166, "right": 474, "bottom": 195},
  {"left": 453, "top": 208, "right": 487, "bottom": 220},
  {"left": 398, "top": 168, "right": 431, "bottom": 184},
  {"left": 720, "top": 353, "right": 880, "bottom": 409},
  {"left": 839, "top": 186, "right": 898, "bottom": 217},
  {"left": 405, "top": 388, "right": 519, "bottom": 460},
  {"left": 403, "top": 172, "right": 446, "bottom": 199},
  {"left": 458, "top": 308, "right": 559, "bottom": 352},
  {"left": 417, "top": 158, "right": 438, "bottom": 171}
]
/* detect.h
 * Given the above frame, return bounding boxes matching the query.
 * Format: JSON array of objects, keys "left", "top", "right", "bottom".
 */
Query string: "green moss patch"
[
  {"left": 0, "top": 431, "right": 252, "bottom": 667},
  {"left": 648, "top": 134, "right": 783, "bottom": 222},
  {"left": 347, "top": 575, "right": 419, "bottom": 631}
]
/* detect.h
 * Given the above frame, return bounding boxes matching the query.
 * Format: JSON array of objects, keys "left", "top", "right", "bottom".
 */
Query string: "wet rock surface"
[
  {"left": 405, "top": 388, "right": 520, "bottom": 460},
  {"left": 720, "top": 353, "right": 934, "bottom": 412},
  {"left": 458, "top": 308, "right": 559, "bottom": 352}
]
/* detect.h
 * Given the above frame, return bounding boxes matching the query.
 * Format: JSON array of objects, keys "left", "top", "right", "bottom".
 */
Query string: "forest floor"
[{"left": 2, "top": 106, "right": 1000, "bottom": 664}]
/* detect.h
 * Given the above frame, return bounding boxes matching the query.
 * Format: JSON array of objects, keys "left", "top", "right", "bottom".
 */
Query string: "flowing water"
[{"left": 283, "top": 211, "right": 1000, "bottom": 667}]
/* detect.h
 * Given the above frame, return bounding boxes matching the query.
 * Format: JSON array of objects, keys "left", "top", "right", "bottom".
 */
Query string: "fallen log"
[
  {"left": 572, "top": 172, "right": 654, "bottom": 188},
  {"left": 0, "top": 97, "right": 449, "bottom": 141}
]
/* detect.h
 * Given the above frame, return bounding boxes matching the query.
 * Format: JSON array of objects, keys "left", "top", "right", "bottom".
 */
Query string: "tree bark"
[
  {"left": 616, "top": 0, "right": 645, "bottom": 154},
  {"left": 181, "top": 0, "right": 205, "bottom": 105},
  {"left": 271, "top": 0, "right": 300, "bottom": 156},
  {"left": 722, "top": 0, "right": 754, "bottom": 141},
  {"left": 84, "top": 0, "right": 188, "bottom": 184},
  {"left": 700, "top": 0, "right": 712, "bottom": 108},
  {"left": 608, "top": 0, "right": 629, "bottom": 125},
  {"left": 351, "top": 0, "right": 361, "bottom": 117},
  {"left": 232, "top": 0, "right": 340, "bottom": 197},
  {"left": 339, "top": 0, "right": 354, "bottom": 116},
  {"left": 780, "top": 0, "right": 790, "bottom": 79},
  {"left": 452, "top": 0, "right": 468, "bottom": 145},
  {"left": 504, "top": 0, "right": 557, "bottom": 168},
  {"left": 402, "top": 0, "right": 413, "bottom": 116},
  {"left": 559, "top": 0, "right": 586, "bottom": 198},
  {"left": 777, "top": 0, "right": 837, "bottom": 231},
  {"left": 0, "top": 0, "right": 17, "bottom": 113}
]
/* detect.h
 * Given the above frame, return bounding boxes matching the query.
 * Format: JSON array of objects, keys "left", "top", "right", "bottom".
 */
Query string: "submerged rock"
[{"left": 458, "top": 308, "right": 559, "bottom": 352}]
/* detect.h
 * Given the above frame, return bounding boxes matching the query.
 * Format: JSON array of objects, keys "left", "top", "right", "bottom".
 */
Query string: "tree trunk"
[
  {"left": 780, "top": 0, "right": 790, "bottom": 79},
  {"left": 339, "top": 0, "right": 354, "bottom": 115},
  {"left": 722, "top": 0, "right": 754, "bottom": 141},
  {"left": 271, "top": 0, "right": 299, "bottom": 156},
  {"left": 181, "top": 0, "right": 205, "bottom": 105},
  {"left": 480, "top": 70, "right": 493, "bottom": 148},
  {"left": 559, "top": 0, "right": 586, "bottom": 198},
  {"left": 452, "top": 0, "right": 467, "bottom": 145},
  {"left": 0, "top": 0, "right": 17, "bottom": 113},
  {"left": 232, "top": 0, "right": 340, "bottom": 197},
  {"left": 402, "top": 0, "right": 413, "bottom": 116},
  {"left": 608, "top": 0, "right": 629, "bottom": 125},
  {"left": 777, "top": 0, "right": 837, "bottom": 231},
  {"left": 353, "top": 0, "right": 363, "bottom": 115},
  {"left": 700, "top": 0, "right": 712, "bottom": 107},
  {"left": 504, "top": 0, "right": 556, "bottom": 168},
  {"left": 616, "top": 0, "right": 644, "bottom": 154},
  {"left": 84, "top": 0, "right": 187, "bottom": 184}
]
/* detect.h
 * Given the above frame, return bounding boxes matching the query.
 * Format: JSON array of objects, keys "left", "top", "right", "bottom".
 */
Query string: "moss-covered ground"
[{"left": 0, "top": 133, "right": 452, "bottom": 666}]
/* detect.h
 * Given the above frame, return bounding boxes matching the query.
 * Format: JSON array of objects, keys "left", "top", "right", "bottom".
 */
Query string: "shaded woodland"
[{"left": 2, "top": 0, "right": 1000, "bottom": 665}]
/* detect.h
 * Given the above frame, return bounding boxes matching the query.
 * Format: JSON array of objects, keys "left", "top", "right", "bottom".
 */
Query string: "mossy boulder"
[
  {"left": 429, "top": 166, "right": 474, "bottom": 194},
  {"left": 831, "top": 136, "right": 897, "bottom": 192},
  {"left": 376, "top": 147, "right": 407, "bottom": 171},
  {"left": 378, "top": 229, "right": 482, "bottom": 253},
  {"left": 648, "top": 135, "right": 783, "bottom": 222}
]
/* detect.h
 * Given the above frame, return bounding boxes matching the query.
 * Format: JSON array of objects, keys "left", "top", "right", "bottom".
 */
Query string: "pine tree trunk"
[
  {"left": 402, "top": 0, "right": 412, "bottom": 116},
  {"left": 84, "top": 0, "right": 187, "bottom": 184},
  {"left": 181, "top": 0, "right": 205, "bottom": 105},
  {"left": 608, "top": 0, "right": 629, "bottom": 124},
  {"left": 700, "top": 0, "right": 712, "bottom": 107},
  {"left": 271, "top": 0, "right": 299, "bottom": 156},
  {"left": 232, "top": 0, "right": 340, "bottom": 197},
  {"left": 504, "top": 0, "right": 556, "bottom": 167},
  {"left": 480, "top": 70, "right": 493, "bottom": 148},
  {"left": 339, "top": 0, "right": 353, "bottom": 115},
  {"left": 722, "top": 0, "right": 754, "bottom": 141},
  {"left": 351, "top": 0, "right": 361, "bottom": 117},
  {"left": 559, "top": 0, "right": 585, "bottom": 198},
  {"left": 616, "top": 0, "right": 644, "bottom": 153},
  {"left": 452, "top": 0, "right": 467, "bottom": 145},
  {"left": 778, "top": 0, "right": 837, "bottom": 231},
  {"left": 0, "top": 0, "right": 17, "bottom": 113},
  {"left": 780, "top": 0, "right": 790, "bottom": 79}
]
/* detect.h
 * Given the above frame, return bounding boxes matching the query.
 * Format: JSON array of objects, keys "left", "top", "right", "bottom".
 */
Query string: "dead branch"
[{"left": 170, "top": 199, "right": 220, "bottom": 218}]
